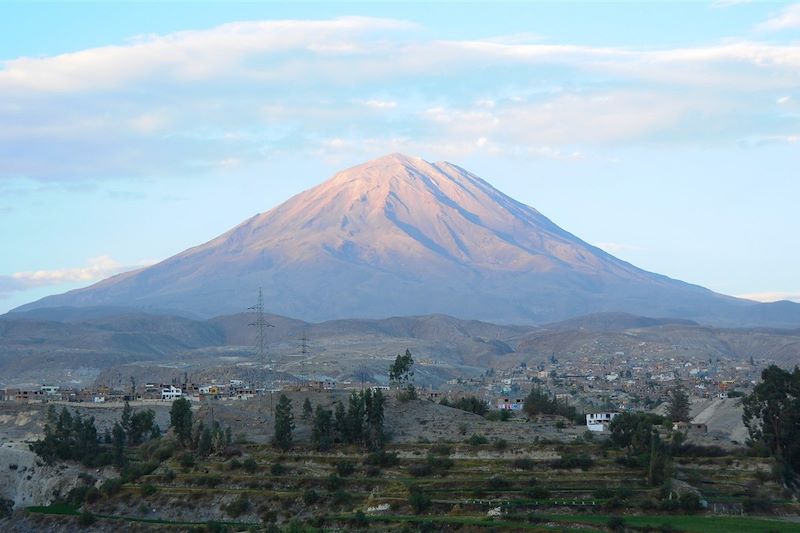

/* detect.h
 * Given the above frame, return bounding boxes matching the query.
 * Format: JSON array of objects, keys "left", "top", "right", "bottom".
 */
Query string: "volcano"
[{"left": 13, "top": 154, "right": 800, "bottom": 326}]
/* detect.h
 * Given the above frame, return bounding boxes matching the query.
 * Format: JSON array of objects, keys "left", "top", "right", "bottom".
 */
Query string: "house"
[
  {"left": 40, "top": 385, "right": 60, "bottom": 396},
  {"left": 497, "top": 397, "right": 525, "bottom": 411},
  {"left": 199, "top": 385, "right": 220, "bottom": 395},
  {"left": 586, "top": 412, "right": 619, "bottom": 432},
  {"left": 161, "top": 386, "right": 183, "bottom": 401},
  {"left": 673, "top": 421, "right": 707, "bottom": 433}
]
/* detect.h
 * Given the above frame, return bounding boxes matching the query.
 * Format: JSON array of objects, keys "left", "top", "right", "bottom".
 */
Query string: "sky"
[{"left": 1, "top": 1, "right": 799, "bottom": 314}]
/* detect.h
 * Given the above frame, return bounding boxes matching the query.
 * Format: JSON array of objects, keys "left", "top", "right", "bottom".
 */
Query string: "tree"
[
  {"left": 302, "top": 398, "right": 313, "bottom": 422},
  {"left": 667, "top": 386, "right": 690, "bottom": 423},
  {"left": 121, "top": 401, "right": 133, "bottom": 435},
  {"left": 333, "top": 401, "right": 347, "bottom": 442},
  {"left": 743, "top": 365, "right": 800, "bottom": 483},
  {"left": 608, "top": 412, "right": 665, "bottom": 454},
  {"left": 128, "top": 409, "right": 156, "bottom": 445},
  {"left": 170, "top": 398, "right": 193, "bottom": 447},
  {"left": 364, "top": 388, "right": 385, "bottom": 450},
  {"left": 112, "top": 422, "right": 126, "bottom": 467},
  {"left": 345, "top": 392, "right": 365, "bottom": 444},
  {"left": 272, "top": 394, "right": 294, "bottom": 451},
  {"left": 198, "top": 425, "right": 212, "bottom": 457},
  {"left": 311, "top": 405, "right": 334, "bottom": 451},
  {"left": 389, "top": 349, "right": 415, "bottom": 393}
]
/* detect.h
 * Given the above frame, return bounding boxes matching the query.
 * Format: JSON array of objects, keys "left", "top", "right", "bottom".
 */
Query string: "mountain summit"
[{"left": 13, "top": 154, "right": 800, "bottom": 326}]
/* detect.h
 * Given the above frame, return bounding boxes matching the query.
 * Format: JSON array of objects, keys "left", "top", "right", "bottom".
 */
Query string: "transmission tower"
[
  {"left": 300, "top": 334, "right": 310, "bottom": 385},
  {"left": 248, "top": 287, "right": 274, "bottom": 394}
]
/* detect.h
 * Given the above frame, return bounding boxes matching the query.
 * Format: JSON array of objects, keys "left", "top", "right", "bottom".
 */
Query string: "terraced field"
[{"left": 20, "top": 436, "right": 800, "bottom": 532}]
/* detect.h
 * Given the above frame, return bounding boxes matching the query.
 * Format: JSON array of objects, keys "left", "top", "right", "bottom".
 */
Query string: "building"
[
  {"left": 586, "top": 412, "right": 619, "bottom": 432},
  {"left": 161, "top": 386, "right": 183, "bottom": 400},
  {"left": 673, "top": 421, "right": 708, "bottom": 433},
  {"left": 497, "top": 397, "right": 525, "bottom": 411},
  {"left": 40, "top": 385, "right": 60, "bottom": 396}
]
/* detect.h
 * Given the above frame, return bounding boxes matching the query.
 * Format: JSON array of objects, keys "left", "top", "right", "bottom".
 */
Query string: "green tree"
[
  {"left": 128, "top": 409, "right": 156, "bottom": 445},
  {"left": 112, "top": 422, "right": 126, "bottom": 467},
  {"left": 169, "top": 398, "right": 193, "bottom": 447},
  {"left": 272, "top": 394, "right": 294, "bottom": 451},
  {"left": 389, "top": 349, "right": 415, "bottom": 396},
  {"left": 311, "top": 405, "right": 334, "bottom": 451},
  {"left": 198, "top": 424, "right": 212, "bottom": 457},
  {"left": 301, "top": 398, "right": 313, "bottom": 422},
  {"left": 121, "top": 401, "right": 133, "bottom": 435},
  {"left": 345, "top": 391, "right": 366, "bottom": 444},
  {"left": 667, "top": 386, "right": 691, "bottom": 423},
  {"left": 362, "top": 388, "right": 386, "bottom": 450},
  {"left": 408, "top": 484, "right": 431, "bottom": 514},
  {"left": 743, "top": 365, "right": 800, "bottom": 483},
  {"left": 333, "top": 401, "right": 347, "bottom": 442}
]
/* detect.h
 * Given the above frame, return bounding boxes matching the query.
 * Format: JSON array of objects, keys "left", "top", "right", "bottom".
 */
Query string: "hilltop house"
[{"left": 586, "top": 412, "right": 619, "bottom": 432}]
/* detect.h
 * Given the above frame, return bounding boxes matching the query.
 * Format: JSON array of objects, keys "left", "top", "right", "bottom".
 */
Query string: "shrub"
[
  {"left": 466, "top": 434, "right": 488, "bottom": 446},
  {"left": 179, "top": 452, "right": 195, "bottom": 469},
  {"left": 426, "top": 455, "right": 453, "bottom": 470},
  {"left": 512, "top": 458, "right": 534, "bottom": 470},
  {"left": 523, "top": 487, "right": 550, "bottom": 499},
  {"left": 194, "top": 474, "right": 222, "bottom": 487},
  {"left": 607, "top": 515, "right": 625, "bottom": 532},
  {"left": 551, "top": 453, "right": 593, "bottom": 470},
  {"left": 335, "top": 461, "right": 356, "bottom": 477},
  {"left": 162, "top": 468, "right": 176, "bottom": 482},
  {"left": 485, "top": 410, "right": 511, "bottom": 422},
  {"left": 408, "top": 485, "right": 431, "bottom": 514},
  {"left": 242, "top": 457, "right": 258, "bottom": 473},
  {"left": 140, "top": 483, "right": 158, "bottom": 497},
  {"left": 364, "top": 450, "right": 399, "bottom": 468},
  {"left": 100, "top": 478, "right": 123, "bottom": 496},
  {"left": 593, "top": 487, "right": 614, "bottom": 499},
  {"left": 270, "top": 463, "right": 286, "bottom": 476},
  {"left": 331, "top": 489, "right": 352, "bottom": 505},
  {"left": 352, "top": 509, "right": 368, "bottom": 527},
  {"left": 303, "top": 489, "right": 320, "bottom": 505},
  {"left": 407, "top": 463, "right": 433, "bottom": 477},
  {"left": 430, "top": 444, "right": 452, "bottom": 456},
  {"left": 493, "top": 438, "right": 508, "bottom": 451},
  {"left": 224, "top": 494, "right": 250, "bottom": 518},
  {"left": 325, "top": 474, "right": 344, "bottom": 491},
  {"left": 77, "top": 510, "right": 96, "bottom": 526},
  {"left": 487, "top": 475, "right": 509, "bottom": 489}
]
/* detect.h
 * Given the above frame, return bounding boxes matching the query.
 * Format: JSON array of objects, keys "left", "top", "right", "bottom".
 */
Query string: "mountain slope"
[{"left": 13, "top": 154, "right": 800, "bottom": 326}]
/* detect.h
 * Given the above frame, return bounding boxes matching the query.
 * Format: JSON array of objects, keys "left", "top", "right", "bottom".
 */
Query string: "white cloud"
[
  {"left": 737, "top": 291, "right": 800, "bottom": 303},
  {"left": 2, "top": 17, "right": 800, "bottom": 181},
  {"left": 0, "top": 256, "right": 154, "bottom": 296},
  {"left": 756, "top": 4, "right": 800, "bottom": 32},
  {"left": 756, "top": 4, "right": 800, "bottom": 31},
  {"left": 0, "top": 17, "right": 416, "bottom": 94}
]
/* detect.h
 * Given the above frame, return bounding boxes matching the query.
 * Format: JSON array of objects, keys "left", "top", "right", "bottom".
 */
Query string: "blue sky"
[{"left": 1, "top": 1, "right": 800, "bottom": 314}]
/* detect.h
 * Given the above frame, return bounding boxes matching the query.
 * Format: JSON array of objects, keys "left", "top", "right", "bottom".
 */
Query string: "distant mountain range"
[
  {"left": 3, "top": 308, "right": 799, "bottom": 387},
  {"left": 11, "top": 153, "right": 800, "bottom": 327}
]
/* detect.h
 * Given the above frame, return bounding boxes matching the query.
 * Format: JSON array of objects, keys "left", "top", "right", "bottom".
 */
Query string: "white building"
[
  {"left": 161, "top": 386, "right": 183, "bottom": 400},
  {"left": 40, "top": 385, "right": 59, "bottom": 396},
  {"left": 497, "top": 397, "right": 525, "bottom": 411},
  {"left": 586, "top": 412, "right": 619, "bottom": 432}
]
